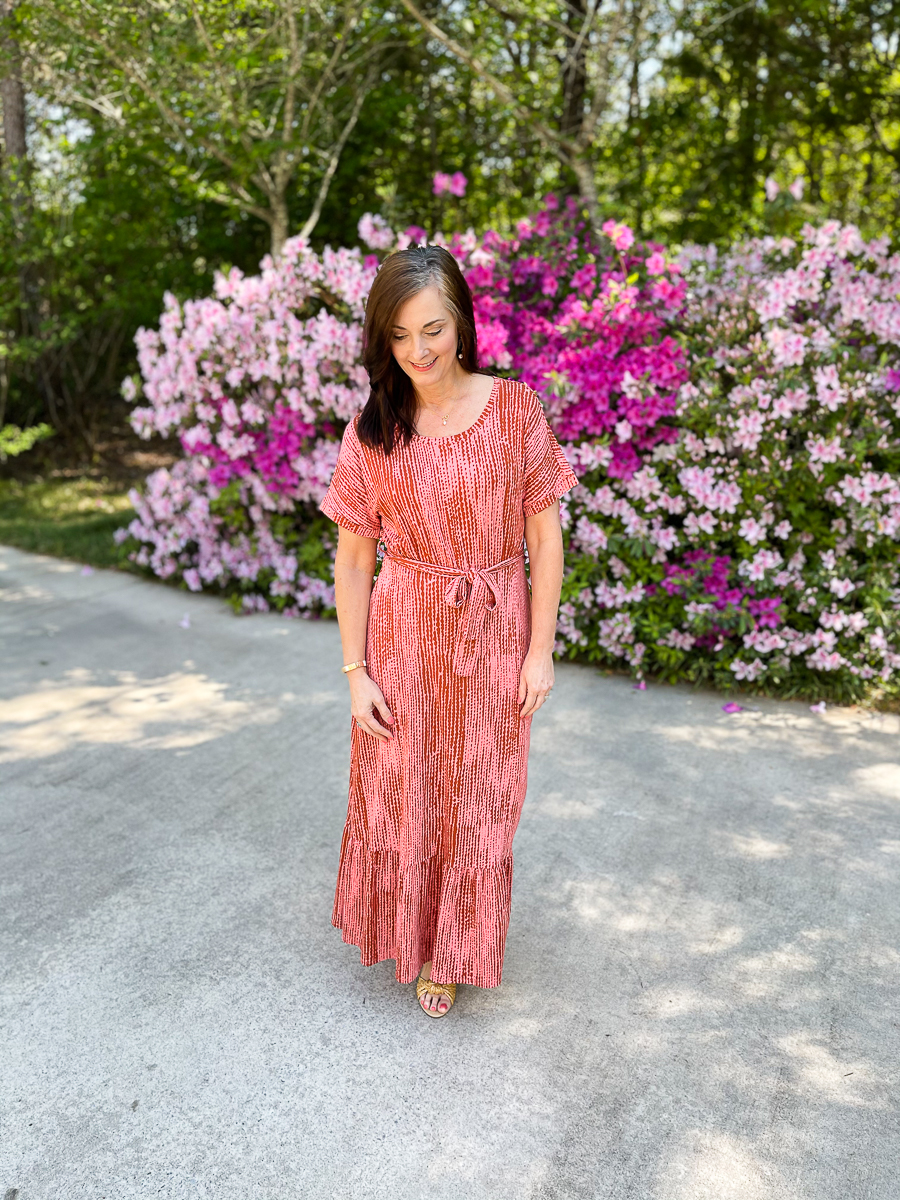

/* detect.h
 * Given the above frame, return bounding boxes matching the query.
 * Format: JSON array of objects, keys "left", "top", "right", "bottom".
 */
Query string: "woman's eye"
[
  {"left": 428, "top": 329, "right": 444, "bottom": 337},
  {"left": 393, "top": 334, "right": 406, "bottom": 341}
]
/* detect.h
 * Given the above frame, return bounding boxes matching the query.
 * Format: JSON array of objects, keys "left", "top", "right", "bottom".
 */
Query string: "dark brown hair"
[{"left": 356, "top": 244, "right": 485, "bottom": 453}]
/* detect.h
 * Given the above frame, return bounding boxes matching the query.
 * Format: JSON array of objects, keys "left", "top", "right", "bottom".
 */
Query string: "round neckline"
[{"left": 413, "top": 375, "right": 499, "bottom": 442}]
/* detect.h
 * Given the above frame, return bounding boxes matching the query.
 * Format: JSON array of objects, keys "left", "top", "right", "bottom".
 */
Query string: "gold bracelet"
[{"left": 341, "top": 659, "right": 367, "bottom": 674}]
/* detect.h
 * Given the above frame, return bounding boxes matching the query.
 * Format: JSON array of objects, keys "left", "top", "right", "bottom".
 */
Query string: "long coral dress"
[{"left": 319, "top": 376, "right": 578, "bottom": 987}]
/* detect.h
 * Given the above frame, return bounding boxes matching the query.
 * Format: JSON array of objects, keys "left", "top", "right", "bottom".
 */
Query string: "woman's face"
[{"left": 390, "top": 283, "right": 459, "bottom": 388}]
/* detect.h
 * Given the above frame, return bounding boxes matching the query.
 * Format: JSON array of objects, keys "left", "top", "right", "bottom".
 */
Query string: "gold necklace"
[{"left": 420, "top": 390, "right": 463, "bottom": 429}]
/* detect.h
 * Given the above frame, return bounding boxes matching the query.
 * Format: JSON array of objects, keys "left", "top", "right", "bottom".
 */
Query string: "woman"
[{"left": 319, "top": 244, "right": 577, "bottom": 1018}]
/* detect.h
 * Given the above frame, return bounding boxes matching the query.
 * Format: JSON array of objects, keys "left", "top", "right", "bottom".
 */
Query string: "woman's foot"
[{"left": 416, "top": 961, "right": 456, "bottom": 1016}]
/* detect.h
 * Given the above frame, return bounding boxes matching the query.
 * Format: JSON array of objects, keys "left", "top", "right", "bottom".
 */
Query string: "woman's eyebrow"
[{"left": 391, "top": 318, "right": 445, "bottom": 330}]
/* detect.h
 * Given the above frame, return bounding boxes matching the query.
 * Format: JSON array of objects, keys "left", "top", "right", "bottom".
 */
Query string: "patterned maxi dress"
[{"left": 319, "top": 376, "right": 578, "bottom": 988}]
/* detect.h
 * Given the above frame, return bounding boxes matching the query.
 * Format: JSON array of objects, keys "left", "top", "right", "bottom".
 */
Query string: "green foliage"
[
  {"left": 2, "top": 0, "right": 899, "bottom": 462},
  {"left": 0, "top": 113, "right": 267, "bottom": 448},
  {"left": 0, "top": 476, "right": 135, "bottom": 567},
  {"left": 608, "top": 0, "right": 900, "bottom": 244},
  {"left": 0, "top": 423, "right": 53, "bottom": 460}
]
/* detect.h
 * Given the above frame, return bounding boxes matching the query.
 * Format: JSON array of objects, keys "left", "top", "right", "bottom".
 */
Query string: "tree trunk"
[
  {"left": 570, "top": 154, "right": 601, "bottom": 239},
  {"left": 1, "top": 0, "right": 28, "bottom": 197},
  {"left": 270, "top": 193, "right": 289, "bottom": 257},
  {"left": 1, "top": 0, "right": 58, "bottom": 434},
  {"left": 560, "top": 0, "right": 587, "bottom": 141}
]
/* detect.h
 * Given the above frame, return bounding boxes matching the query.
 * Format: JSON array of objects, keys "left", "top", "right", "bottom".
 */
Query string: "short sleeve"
[
  {"left": 318, "top": 418, "right": 382, "bottom": 539},
  {"left": 522, "top": 388, "right": 579, "bottom": 516}
]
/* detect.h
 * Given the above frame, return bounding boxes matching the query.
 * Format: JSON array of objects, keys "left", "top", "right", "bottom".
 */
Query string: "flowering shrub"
[
  {"left": 441, "top": 201, "right": 689, "bottom": 482},
  {"left": 551, "top": 222, "right": 900, "bottom": 704},
  {"left": 120, "top": 202, "right": 900, "bottom": 704},
  {"left": 118, "top": 237, "right": 377, "bottom": 613}
]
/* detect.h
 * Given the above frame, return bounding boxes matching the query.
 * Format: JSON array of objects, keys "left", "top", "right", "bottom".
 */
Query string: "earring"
[{"left": 457, "top": 340, "right": 463, "bottom": 359}]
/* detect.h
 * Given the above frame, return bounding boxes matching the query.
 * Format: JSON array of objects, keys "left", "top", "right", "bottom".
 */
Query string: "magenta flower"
[
  {"left": 645, "top": 251, "right": 667, "bottom": 275},
  {"left": 432, "top": 172, "right": 452, "bottom": 196},
  {"left": 448, "top": 171, "right": 467, "bottom": 197},
  {"left": 601, "top": 219, "right": 635, "bottom": 253}
]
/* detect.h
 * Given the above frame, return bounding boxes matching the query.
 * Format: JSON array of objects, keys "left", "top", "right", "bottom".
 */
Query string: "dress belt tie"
[{"left": 383, "top": 551, "right": 525, "bottom": 677}]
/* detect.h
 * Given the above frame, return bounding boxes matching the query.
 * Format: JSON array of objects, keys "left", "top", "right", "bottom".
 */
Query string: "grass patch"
[{"left": 0, "top": 476, "right": 136, "bottom": 570}]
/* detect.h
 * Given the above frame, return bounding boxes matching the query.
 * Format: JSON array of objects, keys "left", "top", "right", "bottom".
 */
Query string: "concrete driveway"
[{"left": 1, "top": 543, "right": 898, "bottom": 1200}]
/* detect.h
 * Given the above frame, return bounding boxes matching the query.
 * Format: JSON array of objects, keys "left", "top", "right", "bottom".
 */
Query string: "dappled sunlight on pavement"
[
  {"left": 1, "top": 543, "right": 899, "bottom": 1200},
  {"left": 0, "top": 668, "right": 281, "bottom": 761}
]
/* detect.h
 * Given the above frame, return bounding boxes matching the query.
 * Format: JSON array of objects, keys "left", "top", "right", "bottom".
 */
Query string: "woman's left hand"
[{"left": 518, "top": 650, "right": 554, "bottom": 718}]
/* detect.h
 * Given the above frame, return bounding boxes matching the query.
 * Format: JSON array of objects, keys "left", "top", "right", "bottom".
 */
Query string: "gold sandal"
[{"left": 416, "top": 970, "right": 457, "bottom": 1018}]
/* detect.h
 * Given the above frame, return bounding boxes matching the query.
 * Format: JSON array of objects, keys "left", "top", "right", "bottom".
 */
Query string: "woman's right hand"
[{"left": 348, "top": 670, "right": 394, "bottom": 740}]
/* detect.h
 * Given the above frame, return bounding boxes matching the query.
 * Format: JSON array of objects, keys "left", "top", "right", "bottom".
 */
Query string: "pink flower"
[
  {"left": 764, "top": 177, "right": 780, "bottom": 202},
  {"left": 738, "top": 516, "right": 767, "bottom": 546},
  {"left": 765, "top": 327, "right": 807, "bottom": 367},
  {"left": 645, "top": 252, "right": 666, "bottom": 275},
  {"left": 805, "top": 435, "right": 844, "bottom": 464},
  {"left": 432, "top": 172, "right": 452, "bottom": 196},
  {"left": 448, "top": 171, "right": 468, "bottom": 197},
  {"left": 806, "top": 647, "right": 845, "bottom": 671},
  {"left": 729, "top": 658, "right": 765, "bottom": 681},
  {"left": 788, "top": 177, "right": 805, "bottom": 201},
  {"left": 601, "top": 219, "right": 635, "bottom": 253},
  {"left": 358, "top": 213, "right": 395, "bottom": 251}
]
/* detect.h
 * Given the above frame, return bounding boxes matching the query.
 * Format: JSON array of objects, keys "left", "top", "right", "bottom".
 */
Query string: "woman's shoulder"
[
  {"left": 494, "top": 375, "right": 542, "bottom": 409},
  {"left": 493, "top": 376, "right": 544, "bottom": 427}
]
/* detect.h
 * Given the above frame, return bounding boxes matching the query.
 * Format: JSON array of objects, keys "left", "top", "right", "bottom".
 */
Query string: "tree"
[
  {"left": 0, "top": 0, "right": 44, "bottom": 431},
  {"left": 28, "top": 0, "right": 391, "bottom": 254},
  {"left": 394, "top": 0, "right": 656, "bottom": 233},
  {"left": 632, "top": 0, "right": 900, "bottom": 243}
]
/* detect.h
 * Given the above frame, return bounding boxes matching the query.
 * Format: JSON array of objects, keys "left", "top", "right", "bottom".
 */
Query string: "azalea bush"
[
  {"left": 119, "top": 197, "right": 900, "bottom": 705},
  {"left": 551, "top": 222, "right": 900, "bottom": 704},
  {"left": 118, "top": 238, "right": 377, "bottom": 614}
]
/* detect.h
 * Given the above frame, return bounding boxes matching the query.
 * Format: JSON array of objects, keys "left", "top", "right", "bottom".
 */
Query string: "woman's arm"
[
  {"left": 519, "top": 501, "right": 564, "bottom": 718},
  {"left": 333, "top": 526, "right": 394, "bottom": 740}
]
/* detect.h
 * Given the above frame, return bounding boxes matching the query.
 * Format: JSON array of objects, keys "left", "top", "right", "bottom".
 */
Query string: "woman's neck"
[{"left": 413, "top": 362, "right": 471, "bottom": 411}]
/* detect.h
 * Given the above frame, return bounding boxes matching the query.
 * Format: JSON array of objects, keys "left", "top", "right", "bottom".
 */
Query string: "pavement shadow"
[{"left": 510, "top": 671, "right": 900, "bottom": 1199}]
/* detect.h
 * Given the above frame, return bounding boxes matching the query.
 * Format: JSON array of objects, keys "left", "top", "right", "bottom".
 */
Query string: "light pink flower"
[{"left": 788, "top": 178, "right": 805, "bottom": 201}]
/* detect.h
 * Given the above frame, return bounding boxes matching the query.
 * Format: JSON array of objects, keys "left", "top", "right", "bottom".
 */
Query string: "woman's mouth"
[{"left": 410, "top": 357, "right": 438, "bottom": 372}]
